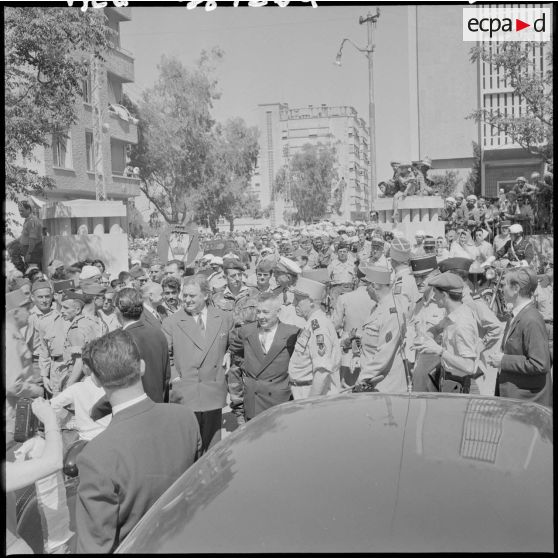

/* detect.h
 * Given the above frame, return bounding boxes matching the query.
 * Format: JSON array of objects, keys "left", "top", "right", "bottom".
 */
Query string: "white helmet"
[{"left": 509, "top": 224, "right": 523, "bottom": 234}]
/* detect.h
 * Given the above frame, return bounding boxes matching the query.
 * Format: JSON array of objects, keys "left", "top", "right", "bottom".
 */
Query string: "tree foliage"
[
  {"left": 468, "top": 42, "right": 553, "bottom": 162},
  {"left": 5, "top": 7, "right": 114, "bottom": 204},
  {"left": 429, "top": 170, "right": 462, "bottom": 199},
  {"left": 128, "top": 52, "right": 222, "bottom": 225},
  {"left": 463, "top": 142, "right": 481, "bottom": 197},
  {"left": 193, "top": 118, "right": 260, "bottom": 232},
  {"left": 274, "top": 143, "right": 338, "bottom": 225},
  {"left": 128, "top": 53, "right": 260, "bottom": 232}
]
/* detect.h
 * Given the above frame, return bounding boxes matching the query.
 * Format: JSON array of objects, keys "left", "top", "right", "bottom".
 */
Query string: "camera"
[{"left": 14, "top": 398, "right": 39, "bottom": 443}]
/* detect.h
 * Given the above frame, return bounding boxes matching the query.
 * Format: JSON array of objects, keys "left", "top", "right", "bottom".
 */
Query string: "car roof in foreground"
[{"left": 116, "top": 393, "right": 553, "bottom": 554}]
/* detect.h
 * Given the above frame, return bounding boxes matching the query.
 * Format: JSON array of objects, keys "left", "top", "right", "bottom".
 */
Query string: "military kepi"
[
  {"left": 360, "top": 265, "right": 391, "bottom": 285},
  {"left": 428, "top": 271, "right": 464, "bottom": 294},
  {"left": 292, "top": 277, "right": 326, "bottom": 300},
  {"left": 438, "top": 257, "right": 473, "bottom": 274},
  {"left": 410, "top": 255, "right": 438, "bottom": 275}
]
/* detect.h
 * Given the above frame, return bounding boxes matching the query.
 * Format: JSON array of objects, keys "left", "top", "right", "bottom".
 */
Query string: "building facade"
[
  {"left": 25, "top": 7, "right": 140, "bottom": 208},
  {"left": 405, "top": 4, "right": 548, "bottom": 197},
  {"left": 251, "top": 102, "right": 371, "bottom": 224}
]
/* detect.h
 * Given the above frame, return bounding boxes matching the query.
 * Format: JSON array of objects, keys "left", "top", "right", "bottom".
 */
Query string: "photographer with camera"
[{"left": 5, "top": 398, "right": 65, "bottom": 554}]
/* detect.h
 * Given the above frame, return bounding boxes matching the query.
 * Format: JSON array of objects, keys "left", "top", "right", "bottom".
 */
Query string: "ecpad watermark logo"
[{"left": 463, "top": 7, "right": 551, "bottom": 42}]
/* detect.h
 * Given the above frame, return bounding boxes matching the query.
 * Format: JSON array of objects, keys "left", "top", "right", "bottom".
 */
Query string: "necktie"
[
  {"left": 197, "top": 314, "right": 205, "bottom": 335},
  {"left": 501, "top": 316, "right": 513, "bottom": 350},
  {"left": 260, "top": 331, "right": 267, "bottom": 354}
]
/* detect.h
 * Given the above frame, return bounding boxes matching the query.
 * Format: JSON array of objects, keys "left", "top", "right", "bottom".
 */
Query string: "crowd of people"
[{"left": 5, "top": 192, "right": 553, "bottom": 553}]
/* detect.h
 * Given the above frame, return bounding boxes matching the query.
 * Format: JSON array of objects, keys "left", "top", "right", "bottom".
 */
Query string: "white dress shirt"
[
  {"left": 259, "top": 322, "right": 278, "bottom": 354},
  {"left": 112, "top": 393, "right": 148, "bottom": 416}
]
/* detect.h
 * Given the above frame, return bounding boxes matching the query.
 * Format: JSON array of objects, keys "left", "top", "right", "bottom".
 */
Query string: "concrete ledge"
[{"left": 41, "top": 200, "right": 127, "bottom": 219}]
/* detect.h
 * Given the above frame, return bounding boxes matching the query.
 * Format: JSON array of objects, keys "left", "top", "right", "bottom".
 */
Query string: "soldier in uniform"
[
  {"left": 389, "top": 237, "right": 421, "bottom": 320},
  {"left": 332, "top": 267, "right": 376, "bottom": 387},
  {"left": 405, "top": 255, "right": 445, "bottom": 390},
  {"left": 358, "top": 265, "right": 410, "bottom": 393},
  {"left": 207, "top": 256, "right": 227, "bottom": 292},
  {"left": 367, "top": 237, "right": 390, "bottom": 268},
  {"left": 59, "top": 291, "right": 104, "bottom": 392},
  {"left": 441, "top": 197, "right": 457, "bottom": 231},
  {"left": 212, "top": 260, "right": 259, "bottom": 324},
  {"left": 453, "top": 193, "right": 467, "bottom": 230},
  {"left": 437, "top": 257, "right": 503, "bottom": 395},
  {"left": 79, "top": 283, "right": 111, "bottom": 339},
  {"left": 272, "top": 256, "right": 306, "bottom": 329},
  {"left": 412, "top": 272, "right": 481, "bottom": 394},
  {"left": 495, "top": 223, "right": 535, "bottom": 264},
  {"left": 287, "top": 277, "right": 341, "bottom": 399},
  {"left": 28, "top": 281, "right": 69, "bottom": 396},
  {"left": 327, "top": 241, "right": 356, "bottom": 308},
  {"left": 464, "top": 195, "right": 481, "bottom": 232}
]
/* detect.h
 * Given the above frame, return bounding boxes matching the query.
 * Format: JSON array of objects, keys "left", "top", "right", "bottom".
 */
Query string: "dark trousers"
[{"left": 194, "top": 408, "right": 222, "bottom": 454}]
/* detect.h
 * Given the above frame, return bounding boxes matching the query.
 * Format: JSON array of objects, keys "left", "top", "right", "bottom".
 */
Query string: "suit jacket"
[
  {"left": 229, "top": 321, "right": 299, "bottom": 419},
  {"left": 125, "top": 319, "right": 171, "bottom": 403},
  {"left": 139, "top": 305, "right": 163, "bottom": 330},
  {"left": 162, "top": 306, "right": 233, "bottom": 412},
  {"left": 496, "top": 302, "right": 552, "bottom": 407},
  {"left": 75, "top": 397, "right": 201, "bottom": 553}
]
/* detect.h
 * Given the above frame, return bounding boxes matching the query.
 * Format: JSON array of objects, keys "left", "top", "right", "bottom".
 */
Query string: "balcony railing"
[{"left": 106, "top": 47, "right": 134, "bottom": 83}]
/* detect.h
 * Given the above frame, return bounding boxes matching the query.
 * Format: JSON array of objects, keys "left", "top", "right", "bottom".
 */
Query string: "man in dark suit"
[
  {"left": 76, "top": 330, "right": 201, "bottom": 553},
  {"left": 488, "top": 267, "right": 552, "bottom": 407},
  {"left": 229, "top": 293, "right": 299, "bottom": 421},
  {"left": 140, "top": 281, "right": 167, "bottom": 330},
  {"left": 162, "top": 274, "right": 234, "bottom": 453},
  {"left": 115, "top": 288, "right": 171, "bottom": 403}
]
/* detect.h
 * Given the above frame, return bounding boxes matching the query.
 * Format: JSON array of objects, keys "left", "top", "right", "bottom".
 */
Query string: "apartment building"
[{"left": 252, "top": 102, "right": 371, "bottom": 224}]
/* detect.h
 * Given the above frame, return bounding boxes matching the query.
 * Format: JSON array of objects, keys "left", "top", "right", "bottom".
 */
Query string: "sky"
[{"left": 121, "top": 3, "right": 415, "bottom": 180}]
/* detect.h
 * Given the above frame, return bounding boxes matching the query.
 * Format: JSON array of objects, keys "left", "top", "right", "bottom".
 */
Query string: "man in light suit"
[
  {"left": 488, "top": 267, "right": 552, "bottom": 407},
  {"left": 75, "top": 330, "right": 201, "bottom": 553},
  {"left": 229, "top": 293, "right": 299, "bottom": 421},
  {"left": 162, "top": 274, "right": 234, "bottom": 453}
]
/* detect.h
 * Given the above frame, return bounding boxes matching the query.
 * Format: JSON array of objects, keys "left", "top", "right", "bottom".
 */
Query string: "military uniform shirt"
[
  {"left": 287, "top": 309, "right": 341, "bottom": 395},
  {"left": 37, "top": 309, "right": 69, "bottom": 379},
  {"left": 360, "top": 295, "right": 409, "bottom": 394},
  {"left": 327, "top": 258, "right": 355, "bottom": 285}
]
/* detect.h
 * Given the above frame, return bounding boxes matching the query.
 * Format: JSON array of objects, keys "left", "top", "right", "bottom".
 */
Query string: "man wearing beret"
[
  {"left": 79, "top": 283, "right": 110, "bottom": 339},
  {"left": 413, "top": 272, "right": 481, "bottom": 394},
  {"left": 358, "top": 266, "right": 409, "bottom": 393},
  {"left": 327, "top": 242, "right": 356, "bottom": 308},
  {"left": 212, "top": 260, "right": 258, "bottom": 324},
  {"left": 488, "top": 268, "right": 552, "bottom": 407},
  {"left": 389, "top": 237, "right": 420, "bottom": 320},
  {"left": 58, "top": 290, "right": 105, "bottom": 392},
  {"left": 287, "top": 277, "right": 341, "bottom": 399}
]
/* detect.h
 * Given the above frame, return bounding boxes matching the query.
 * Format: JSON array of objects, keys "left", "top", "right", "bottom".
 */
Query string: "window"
[
  {"left": 82, "top": 74, "right": 92, "bottom": 104},
  {"left": 52, "top": 133, "right": 72, "bottom": 169},
  {"left": 86, "top": 132, "right": 94, "bottom": 172}
]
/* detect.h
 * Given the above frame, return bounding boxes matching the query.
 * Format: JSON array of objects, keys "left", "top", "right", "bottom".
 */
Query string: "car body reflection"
[{"left": 116, "top": 394, "right": 553, "bottom": 553}]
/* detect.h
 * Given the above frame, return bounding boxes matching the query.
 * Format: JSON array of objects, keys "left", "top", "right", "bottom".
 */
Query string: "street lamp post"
[{"left": 335, "top": 8, "right": 380, "bottom": 214}]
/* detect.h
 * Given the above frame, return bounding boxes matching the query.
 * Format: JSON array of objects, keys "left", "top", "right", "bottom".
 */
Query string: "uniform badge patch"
[
  {"left": 385, "top": 331, "right": 393, "bottom": 343},
  {"left": 316, "top": 334, "right": 324, "bottom": 345},
  {"left": 311, "top": 319, "right": 320, "bottom": 331},
  {"left": 296, "top": 329, "right": 311, "bottom": 351},
  {"left": 389, "top": 307, "right": 397, "bottom": 314},
  {"left": 393, "top": 285, "right": 402, "bottom": 295},
  {"left": 315, "top": 334, "right": 326, "bottom": 356}
]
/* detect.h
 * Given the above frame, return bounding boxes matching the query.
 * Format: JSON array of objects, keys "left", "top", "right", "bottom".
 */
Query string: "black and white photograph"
[{"left": 4, "top": 1, "right": 553, "bottom": 553}]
